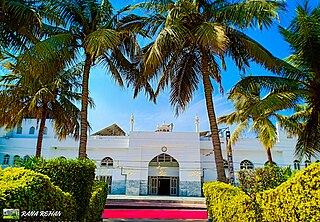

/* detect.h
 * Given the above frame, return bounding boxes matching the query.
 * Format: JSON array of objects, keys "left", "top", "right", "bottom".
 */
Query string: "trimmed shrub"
[
  {"left": 20, "top": 157, "right": 96, "bottom": 221},
  {"left": 203, "top": 182, "right": 257, "bottom": 222},
  {"left": 0, "top": 167, "right": 76, "bottom": 221},
  {"left": 257, "top": 163, "right": 320, "bottom": 222},
  {"left": 238, "top": 164, "right": 292, "bottom": 197},
  {"left": 85, "top": 181, "right": 108, "bottom": 222}
]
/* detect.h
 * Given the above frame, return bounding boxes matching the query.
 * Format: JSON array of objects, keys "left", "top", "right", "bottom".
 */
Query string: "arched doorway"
[{"left": 148, "top": 153, "right": 179, "bottom": 196}]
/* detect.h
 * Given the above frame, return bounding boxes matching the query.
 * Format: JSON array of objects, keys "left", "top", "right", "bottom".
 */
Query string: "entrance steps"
[
  {"left": 105, "top": 195, "right": 207, "bottom": 210},
  {"left": 103, "top": 195, "right": 208, "bottom": 221}
]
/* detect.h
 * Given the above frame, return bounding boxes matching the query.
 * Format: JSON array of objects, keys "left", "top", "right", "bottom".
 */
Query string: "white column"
[
  {"left": 130, "top": 114, "right": 134, "bottom": 132},
  {"left": 195, "top": 115, "right": 199, "bottom": 132}
]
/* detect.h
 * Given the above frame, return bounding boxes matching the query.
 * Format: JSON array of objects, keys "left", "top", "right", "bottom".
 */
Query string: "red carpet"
[{"left": 102, "top": 209, "right": 208, "bottom": 219}]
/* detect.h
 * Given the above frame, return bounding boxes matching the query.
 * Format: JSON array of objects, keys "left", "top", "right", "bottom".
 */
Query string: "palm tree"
[
  {"left": 231, "top": 2, "right": 320, "bottom": 158},
  {"left": 218, "top": 78, "right": 299, "bottom": 164},
  {"left": 0, "top": 0, "right": 42, "bottom": 56},
  {"left": 0, "top": 61, "right": 83, "bottom": 157},
  {"left": 137, "top": 0, "right": 286, "bottom": 182},
  {"left": 25, "top": 0, "right": 144, "bottom": 159}
]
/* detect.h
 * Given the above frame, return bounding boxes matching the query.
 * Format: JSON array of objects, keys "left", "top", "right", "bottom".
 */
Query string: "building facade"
[{"left": 0, "top": 117, "right": 317, "bottom": 197}]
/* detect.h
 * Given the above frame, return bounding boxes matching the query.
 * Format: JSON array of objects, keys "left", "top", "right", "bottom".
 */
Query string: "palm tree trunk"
[
  {"left": 79, "top": 53, "right": 92, "bottom": 159},
  {"left": 266, "top": 148, "right": 273, "bottom": 165},
  {"left": 201, "top": 52, "right": 226, "bottom": 182},
  {"left": 35, "top": 102, "right": 47, "bottom": 157}
]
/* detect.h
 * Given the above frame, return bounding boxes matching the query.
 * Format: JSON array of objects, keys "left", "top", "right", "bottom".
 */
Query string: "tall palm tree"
[
  {"left": 218, "top": 78, "right": 299, "bottom": 164},
  {"left": 232, "top": 2, "right": 320, "bottom": 158},
  {"left": 26, "top": 0, "right": 143, "bottom": 159},
  {"left": 137, "top": 0, "right": 286, "bottom": 182},
  {"left": 0, "top": 61, "right": 83, "bottom": 157}
]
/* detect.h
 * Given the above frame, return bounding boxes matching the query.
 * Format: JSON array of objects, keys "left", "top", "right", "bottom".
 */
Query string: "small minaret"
[
  {"left": 130, "top": 114, "right": 134, "bottom": 132},
  {"left": 195, "top": 115, "right": 199, "bottom": 132},
  {"left": 169, "top": 123, "right": 174, "bottom": 132}
]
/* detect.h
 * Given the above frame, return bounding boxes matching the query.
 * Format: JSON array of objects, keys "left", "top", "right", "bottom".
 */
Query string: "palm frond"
[
  {"left": 275, "top": 114, "right": 305, "bottom": 137},
  {"left": 144, "top": 24, "right": 189, "bottom": 76},
  {"left": 194, "top": 22, "right": 227, "bottom": 52},
  {"left": 253, "top": 118, "right": 278, "bottom": 151},
  {"left": 0, "top": 0, "right": 42, "bottom": 51},
  {"left": 170, "top": 52, "right": 200, "bottom": 116},
  {"left": 154, "top": 45, "right": 184, "bottom": 97},
  {"left": 258, "top": 91, "right": 300, "bottom": 113},
  {"left": 226, "top": 28, "right": 302, "bottom": 78},
  {"left": 231, "top": 75, "right": 302, "bottom": 94},
  {"left": 294, "top": 110, "right": 320, "bottom": 158},
  {"left": 15, "top": 33, "right": 77, "bottom": 79},
  {"left": 229, "top": 120, "right": 249, "bottom": 147},
  {"left": 84, "top": 29, "right": 120, "bottom": 57},
  {"left": 98, "top": 53, "right": 124, "bottom": 87},
  {"left": 214, "top": 0, "right": 285, "bottom": 29},
  {"left": 218, "top": 111, "right": 243, "bottom": 125},
  {"left": 279, "top": 4, "right": 320, "bottom": 74}
]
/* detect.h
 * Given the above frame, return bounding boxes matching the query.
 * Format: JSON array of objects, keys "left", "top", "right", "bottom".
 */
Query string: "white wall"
[
  {"left": 1, "top": 119, "right": 56, "bottom": 139},
  {"left": 129, "top": 131, "right": 202, "bottom": 182},
  {"left": 1, "top": 119, "right": 319, "bottom": 187}
]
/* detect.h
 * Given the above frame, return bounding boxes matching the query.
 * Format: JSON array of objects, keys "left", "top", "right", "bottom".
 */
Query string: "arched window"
[
  {"left": 240, "top": 160, "right": 254, "bottom": 170},
  {"left": 14, "top": 155, "right": 20, "bottom": 165},
  {"left": 29, "top": 127, "right": 35, "bottom": 134},
  {"left": 101, "top": 157, "right": 113, "bottom": 167},
  {"left": 223, "top": 159, "right": 228, "bottom": 169},
  {"left": 23, "top": 155, "right": 30, "bottom": 162},
  {"left": 149, "top": 153, "right": 179, "bottom": 167},
  {"left": 17, "top": 126, "right": 22, "bottom": 134},
  {"left": 293, "top": 160, "right": 300, "bottom": 170},
  {"left": 305, "top": 159, "right": 311, "bottom": 168},
  {"left": 3, "top": 154, "right": 10, "bottom": 165},
  {"left": 264, "top": 161, "right": 277, "bottom": 166},
  {"left": 43, "top": 127, "right": 48, "bottom": 135}
]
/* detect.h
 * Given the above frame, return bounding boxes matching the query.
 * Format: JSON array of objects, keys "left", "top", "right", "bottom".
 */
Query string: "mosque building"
[{"left": 0, "top": 115, "right": 316, "bottom": 197}]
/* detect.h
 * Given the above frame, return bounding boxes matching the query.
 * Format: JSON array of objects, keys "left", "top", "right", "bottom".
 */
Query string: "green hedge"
[
  {"left": 85, "top": 181, "right": 108, "bottom": 222},
  {"left": 20, "top": 157, "right": 96, "bottom": 221},
  {"left": 238, "top": 164, "right": 291, "bottom": 197},
  {"left": 0, "top": 167, "right": 76, "bottom": 221},
  {"left": 203, "top": 182, "right": 256, "bottom": 222},
  {"left": 204, "top": 163, "right": 320, "bottom": 222},
  {"left": 257, "top": 163, "right": 320, "bottom": 222}
]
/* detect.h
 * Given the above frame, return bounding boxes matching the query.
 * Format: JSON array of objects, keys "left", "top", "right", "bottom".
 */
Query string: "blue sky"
[
  {"left": 89, "top": 0, "right": 315, "bottom": 133},
  {"left": 0, "top": 1, "right": 316, "bottom": 136},
  {"left": 86, "top": 1, "right": 312, "bottom": 134}
]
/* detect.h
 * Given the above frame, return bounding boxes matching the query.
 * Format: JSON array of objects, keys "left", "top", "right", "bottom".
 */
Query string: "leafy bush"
[
  {"left": 19, "top": 156, "right": 96, "bottom": 221},
  {"left": 238, "top": 164, "right": 292, "bottom": 197},
  {"left": 0, "top": 167, "right": 76, "bottom": 221},
  {"left": 204, "top": 164, "right": 320, "bottom": 222},
  {"left": 203, "top": 182, "right": 257, "bottom": 222},
  {"left": 85, "top": 181, "right": 108, "bottom": 222},
  {"left": 257, "top": 163, "right": 320, "bottom": 222}
]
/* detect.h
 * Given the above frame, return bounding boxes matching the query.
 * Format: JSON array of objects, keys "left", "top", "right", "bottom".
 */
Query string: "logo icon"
[{"left": 3, "top": 209, "right": 20, "bottom": 220}]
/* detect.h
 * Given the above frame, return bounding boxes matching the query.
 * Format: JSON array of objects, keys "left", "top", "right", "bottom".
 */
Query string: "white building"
[{"left": 0, "top": 117, "right": 317, "bottom": 197}]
